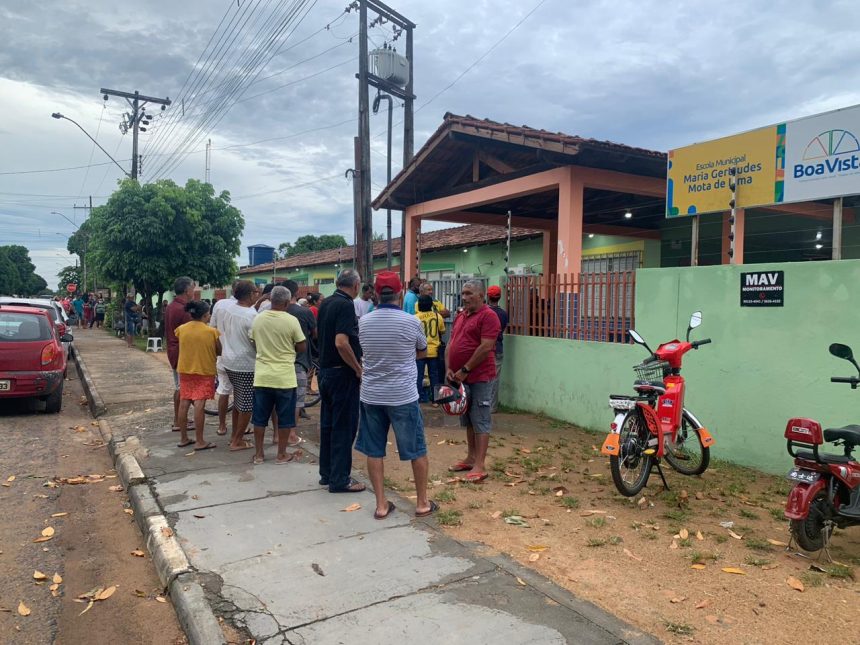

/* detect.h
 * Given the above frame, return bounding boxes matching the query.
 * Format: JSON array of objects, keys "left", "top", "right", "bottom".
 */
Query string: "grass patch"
[
  {"left": 382, "top": 477, "right": 399, "bottom": 491},
  {"left": 467, "top": 501, "right": 483, "bottom": 510},
  {"left": 665, "top": 622, "right": 695, "bottom": 636},
  {"left": 560, "top": 496, "right": 579, "bottom": 509},
  {"left": 745, "top": 555, "right": 773, "bottom": 567},
  {"left": 586, "top": 538, "right": 607, "bottom": 547},
  {"left": 501, "top": 509, "right": 521, "bottom": 518},
  {"left": 641, "top": 532, "right": 658, "bottom": 541},
  {"left": 679, "top": 538, "right": 692, "bottom": 548},
  {"left": 826, "top": 564, "right": 855, "bottom": 580},
  {"left": 713, "top": 533, "right": 729, "bottom": 544},
  {"left": 800, "top": 572, "right": 824, "bottom": 588},
  {"left": 520, "top": 455, "right": 552, "bottom": 474},
  {"left": 436, "top": 489, "right": 457, "bottom": 503},
  {"left": 739, "top": 509, "right": 759, "bottom": 520},
  {"left": 744, "top": 537, "right": 773, "bottom": 552},
  {"left": 609, "top": 535, "right": 623, "bottom": 545},
  {"left": 690, "top": 551, "right": 720, "bottom": 565},
  {"left": 588, "top": 516, "right": 607, "bottom": 528},
  {"left": 663, "top": 509, "right": 691, "bottom": 523},
  {"left": 436, "top": 509, "right": 462, "bottom": 526},
  {"left": 490, "top": 459, "right": 508, "bottom": 473},
  {"left": 769, "top": 507, "right": 786, "bottom": 522}
]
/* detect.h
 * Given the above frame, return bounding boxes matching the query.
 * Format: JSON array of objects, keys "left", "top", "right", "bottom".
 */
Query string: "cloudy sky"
[{"left": 2, "top": 0, "right": 859, "bottom": 288}]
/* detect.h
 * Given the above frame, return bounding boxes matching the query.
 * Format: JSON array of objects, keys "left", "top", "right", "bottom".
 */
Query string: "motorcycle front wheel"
[
  {"left": 664, "top": 411, "right": 710, "bottom": 476},
  {"left": 790, "top": 490, "right": 832, "bottom": 552},
  {"left": 610, "top": 411, "right": 653, "bottom": 496}
]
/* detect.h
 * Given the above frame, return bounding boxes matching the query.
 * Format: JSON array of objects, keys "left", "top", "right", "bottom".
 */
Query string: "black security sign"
[{"left": 740, "top": 270, "right": 784, "bottom": 307}]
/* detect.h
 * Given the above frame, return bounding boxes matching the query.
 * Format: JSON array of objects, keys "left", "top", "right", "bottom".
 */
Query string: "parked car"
[
  {"left": 0, "top": 297, "right": 72, "bottom": 358},
  {"left": 0, "top": 305, "right": 72, "bottom": 413}
]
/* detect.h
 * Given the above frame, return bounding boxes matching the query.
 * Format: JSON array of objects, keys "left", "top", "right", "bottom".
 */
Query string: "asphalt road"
[{"left": 0, "top": 370, "right": 185, "bottom": 645}]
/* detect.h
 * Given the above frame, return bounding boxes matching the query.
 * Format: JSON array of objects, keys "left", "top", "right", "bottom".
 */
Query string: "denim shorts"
[
  {"left": 252, "top": 387, "right": 297, "bottom": 429},
  {"left": 459, "top": 380, "right": 494, "bottom": 434},
  {"left": 356, "top": 400, "right": 427, "bottom": 461}
]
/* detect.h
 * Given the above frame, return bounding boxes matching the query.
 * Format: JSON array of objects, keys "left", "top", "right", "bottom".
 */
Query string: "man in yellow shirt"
[
  {"left": 414, "top": 282, "right": 450, "bottom": 318},
  {"left": 415, "top": 295, "right": 446, "bottom": 402},
  {"left": 249, "top": 285, "right": 306, "bottom": 465}
]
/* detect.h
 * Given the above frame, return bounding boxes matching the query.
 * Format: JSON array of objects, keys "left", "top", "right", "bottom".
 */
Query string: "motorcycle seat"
[
  {"left": 823, "top": 424, "right": 860, "bottom": 446},
  {"left": 795, "top": 449, "right": 852, "bottom": 465}
]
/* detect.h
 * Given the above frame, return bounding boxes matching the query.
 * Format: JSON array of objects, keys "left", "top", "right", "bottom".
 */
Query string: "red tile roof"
[{"left": 238, "top": 224, "right": 543, "bottom": 274}]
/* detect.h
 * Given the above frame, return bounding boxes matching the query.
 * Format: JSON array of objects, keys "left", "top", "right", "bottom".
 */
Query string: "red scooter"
[
  {"left": 602, "top": 312, "right": 715, "bottom": 496},
  {"left": 783, "top": 343, "right": 860, "bottom": 553}
]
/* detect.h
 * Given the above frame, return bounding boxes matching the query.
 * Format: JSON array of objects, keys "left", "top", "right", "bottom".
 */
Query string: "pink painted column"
[
  {"left": 403, "top": 209, "right": 420, "bottom": 280},
  {"left": 721, "top": 209, "right": 745, "bottom": 264},
  {"left": 543, "top": 228, "right": 558, "bottom": 276},
  {"left": 557, "top": 167, "right": 584, "bottom": 277}
]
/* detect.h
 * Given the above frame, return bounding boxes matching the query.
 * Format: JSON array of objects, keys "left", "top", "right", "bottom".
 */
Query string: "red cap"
[
  {"left": 374, "top": 271, "right": 402, "bottom": 295},
  {"left": 487, "top": 285, "right": 502, "bottom": 298}
]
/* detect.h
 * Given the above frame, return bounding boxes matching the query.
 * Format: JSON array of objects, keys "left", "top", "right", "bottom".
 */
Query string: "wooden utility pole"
[{"left": 101, "top": 88, "right": 171, "bottom": 180}]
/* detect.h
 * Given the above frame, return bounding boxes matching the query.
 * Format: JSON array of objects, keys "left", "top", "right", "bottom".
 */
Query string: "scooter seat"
[
  {"left": 795, "top": 449, "right": 853, "bottom": 465},
  {"left": 823, "top": 424, "right": 860, "bottom": 445}
]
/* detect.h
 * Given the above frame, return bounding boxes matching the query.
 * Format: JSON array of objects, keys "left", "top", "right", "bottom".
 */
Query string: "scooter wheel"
[
  {"left": 789, "top": 491, "right": 832, "bottom": 552},
  {"left": 609, "top": 412, "right": 653, "bottom": 496}
]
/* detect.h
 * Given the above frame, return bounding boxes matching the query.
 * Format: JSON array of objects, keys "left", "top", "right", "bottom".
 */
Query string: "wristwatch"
[{"left": 459, "top": 366, "right": 470, "bottom": 374}]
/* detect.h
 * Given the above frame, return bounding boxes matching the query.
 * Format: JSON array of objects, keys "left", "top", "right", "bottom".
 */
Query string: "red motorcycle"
[
  {"left": 783, "top": 343, "right": 860, "bottom": 552},
  {"left": 601, "top": 312, "right": 715, "bottom": 496}
]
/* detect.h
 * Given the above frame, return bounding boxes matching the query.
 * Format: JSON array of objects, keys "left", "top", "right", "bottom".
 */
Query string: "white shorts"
[{"left": 216, "top": 358, "right": 233, "bottom": 396}]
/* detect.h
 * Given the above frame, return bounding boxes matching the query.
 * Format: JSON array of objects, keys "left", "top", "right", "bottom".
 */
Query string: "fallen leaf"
[
  {"left": 191, "top": 495, "right": 199, "bottom": 500},
  {"left": 503, "top": 515, "right": 530, "bottom": 527},
  {"left": 696, "top": 530, "right": 704, "bottom": 541},
  {"left": 33, "top": 571, "right": 47, "bottom": 581},
  {"left": 679, "top": 528, "right": 689, "bottom": 540},
  {"left": 728, "top": 530, "right": 743, "bottom": 540},
  {"left": 49, "top": 584, "right": 59, "bottom": 592},
  {"left": 669, "top": 539, "right": 679, "bottom": 550},
  {"left": 490, "top": 511, "right": 502, "bottom": 519},
  {"left": 311, "top": 563, "right": 325, "bottom": 576},
  {"left": 17, "top": 601, "right": 30, "bottom": 616},
  {"left": 96, "top": 586, "right": 116, "bottom": 601},
  {"left": 526, "top": 544, "right": 549, "bottom": 552},
  {"left": 32, "top": 536, "right": 52, "bottom": 543},
  {"left": 341, "top": 503, "right": 361, "bottom": 512},
  {"left": 52, "top": 573, "right": 62, "bottom": 584},
  {"left": 7, "top": 475, "right": 15, "bottom": 482},
  {"left": 719, "top": 521, "right": 735, "bottom": 528},
  {"left": 41, "top": 527, "right": 55, "bottom": 537},
  {"left": 161, "top": 527, "right": 174, "bottom": 538},
  {"left": 436, "top": 439, "right": 446, "bottom": 445},
  {"left": 79, "top": 600, "right": 94, "bottom": 616},
  {"left": 516, "top": 577, "right": 527, "bottom": 586},
  {"left": 130, "top": 550, "right": 145, "bottom": 558},
  {"left": 528, "top": 553, "right": 540, "bottom": 562},
  {"left": 123, "top": 509, "right": 133, "bottom": 516},
  {"left": 579, "top": 510, "right": 607, "bottom": 517},
  {"left": 695, "top": 599, "right": 710, "bottom": 609},
  {"left": 623, "top": 548, "right": 642, "bottom": 562},
  {"left": 787, "top": 576, "right": 805, "bottom": 592},
  {"left": 691, "top": 564, "right": 707, "bottom": 570},
  {"left": 695, "top": 491, "right": 705, "bottom": 500},
  {"left": 108, "top": 485, "right": 123, "bottom": 492},
  {"left": 155, "top": 596, "right": 167, "bottom": 603},
  {"left": 51, "top": 512, "right": 68, "bottom": 518},
  {"left": 637, "top": 496, "right": 647, "bottom": 507},
  {"left": 552, "top": 486, "right": 568, "bottom": 497},
  {"left": 133, "top": 589, "right": 147, "bottom": 598},
  {"left": 767, "top": 539, "right": 788, "bottom": 547},
  {"left": 519, "top": 447, "right": 531, "bottom": 454},
  {"left": 761, "top": 564, "right": 779, "bottom": 571},
  {"left": 670, "top": 596, "right": 686, "bottom": 604},
  {"left": 193, "top": 514, "right": 206, "bottom": 519},
  {"left": 721, "top": 567, "right": 746, "bottom": 575}
]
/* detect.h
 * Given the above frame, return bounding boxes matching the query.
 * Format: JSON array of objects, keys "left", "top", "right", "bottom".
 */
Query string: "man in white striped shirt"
[{"left": 356, "top": 271, "right": 437, "bottom": 520}]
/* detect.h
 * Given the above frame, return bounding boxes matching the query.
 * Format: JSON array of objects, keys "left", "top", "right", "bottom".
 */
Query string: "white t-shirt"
[
  {"left": 354, "top": 297, "right": 372, "bottom": 318},
  {"left": 220, "top": 305, "right": 257, "bottom": 372}
]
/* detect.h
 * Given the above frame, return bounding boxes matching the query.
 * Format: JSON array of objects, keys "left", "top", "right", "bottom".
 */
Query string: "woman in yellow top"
[
  {"left": 175, "top": 300, "right": 222, "bottom": 450},
  {"left": 415, "top": 295, "right": 445, "bottom": 403}
]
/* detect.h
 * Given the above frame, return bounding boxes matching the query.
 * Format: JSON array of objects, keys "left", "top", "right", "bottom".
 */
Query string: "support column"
[
  {"left": 556, "top": 167, "right": 584, "bottom": 276},
  {"left": 403, "top": 209, "right": 420, "bottom": 280},
  {"left": 721, "top": 209, "right": 745, "bottom": 264},
  {"left": 833, "top": 197, "right": 843, "bottom": 260},
  {"left": 690, "top": 215, "right": 699, "bottom": 267},
  {"left": 542, "top": 228, "right": 558, "bottom": 276}
]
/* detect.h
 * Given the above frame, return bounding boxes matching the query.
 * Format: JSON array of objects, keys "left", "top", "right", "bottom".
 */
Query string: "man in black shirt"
[
  {"left": 317, "top": 269, "right": 365, "bottom": 493},
  {"left": 284, "top": 280, "right": 316, "bottom": 422}
]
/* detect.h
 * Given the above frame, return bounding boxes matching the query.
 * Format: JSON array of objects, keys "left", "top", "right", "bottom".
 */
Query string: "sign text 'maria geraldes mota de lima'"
[{"left": 667, "top": 104, "right": 860, "bottom": 217}]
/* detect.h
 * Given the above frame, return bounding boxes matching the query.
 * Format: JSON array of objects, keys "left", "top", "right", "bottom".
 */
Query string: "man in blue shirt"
[{"left": 402, "top": 277, "right": 421, "bottom": 314}]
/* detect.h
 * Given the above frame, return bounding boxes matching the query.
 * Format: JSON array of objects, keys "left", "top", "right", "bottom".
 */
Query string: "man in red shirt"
[
  {"left": 165, "top": 276, "right": 195, "bottom": 431},
  {"left": 445, "top": 280, "right": 501, "bottom": 482}
]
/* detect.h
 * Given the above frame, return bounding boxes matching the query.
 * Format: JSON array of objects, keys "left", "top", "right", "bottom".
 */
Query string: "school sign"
[{"left": 667, "top": 104, "right": 860, "bottom": 217}]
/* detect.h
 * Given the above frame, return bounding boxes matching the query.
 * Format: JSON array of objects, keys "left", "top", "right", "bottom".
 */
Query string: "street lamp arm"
[
  {"left": 52, "top": 112, "right": 131, "bottom": 178},
  {"left": 51, "top": 211, "right": 78, "bottom": 229}
]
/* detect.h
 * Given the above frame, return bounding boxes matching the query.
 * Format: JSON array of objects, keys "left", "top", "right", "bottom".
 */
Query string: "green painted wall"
[{"left": 502, "top": 259, "right": 860, "bottom": 473}]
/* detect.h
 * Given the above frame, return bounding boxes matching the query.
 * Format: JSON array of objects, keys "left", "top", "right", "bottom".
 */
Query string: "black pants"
[{"left": 319, "top": 367, "right": 360, "bottom": 491}]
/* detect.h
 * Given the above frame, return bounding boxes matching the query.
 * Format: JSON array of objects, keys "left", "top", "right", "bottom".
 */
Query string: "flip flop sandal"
[
  {"left": 374, "top": 501, "right": 396, "bottom": 520},
  {"left": 463, "top": 472, "right": 488, "bottom": 483},
  {"left": 275, "top": 453, "right": 297, "bottom": 465},
  {"left": 330, "top": 478, "right": 367, "bottom": 493},
  {"left": 415, "top": 500, "right": 439, "bottom": 518},
  {"left": 448, "top": 461, "right": 473, "bottom": 472},
  {"left": 252, "top": 456, "right": 264, "bottom": 465},
  {"left": 176, "top": 440, "right": 194, "bottom": 448},
  {"left": 194, "top": 443, "right": 217, "bottom": 452},
  {"left": 287, "top": 437, "right": 305, "bottom": 447},
  {"left": 216, "top": 429, "right": 228, "bottom": 436},
  {"left": 229, "top": 442, "right": 253, "bottom": 452}
]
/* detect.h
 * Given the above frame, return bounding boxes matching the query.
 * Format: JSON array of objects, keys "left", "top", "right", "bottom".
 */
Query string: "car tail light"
[{"left": 41, "top": 343, "right": 57, "bottom": 366}]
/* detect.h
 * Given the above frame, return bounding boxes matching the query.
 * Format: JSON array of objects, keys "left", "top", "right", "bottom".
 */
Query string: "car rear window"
[{"left": 0, "top": 313, "right": 52, "bottom": 341}]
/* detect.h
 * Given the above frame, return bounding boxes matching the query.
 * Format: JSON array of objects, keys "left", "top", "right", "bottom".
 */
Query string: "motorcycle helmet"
[{"left": 434, "top": 383, "right": 469, "bottom": 416}]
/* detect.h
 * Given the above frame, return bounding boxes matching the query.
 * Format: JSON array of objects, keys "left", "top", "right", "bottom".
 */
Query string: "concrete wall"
[{"left": 501, "top": 259, "right": 860, "bottom": 473}]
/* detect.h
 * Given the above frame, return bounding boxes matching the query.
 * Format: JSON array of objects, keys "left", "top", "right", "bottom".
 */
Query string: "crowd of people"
[
  {"left": 57, "top": 293, "right": 107, "bottom": 330},
  {"left": 157, "top": 270, "right": 508, "bottom": 519}
]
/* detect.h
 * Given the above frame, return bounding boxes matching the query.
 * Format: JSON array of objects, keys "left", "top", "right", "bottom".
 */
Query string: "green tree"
[
  {"left": 0, "top": 245, "right": 47, "bottom": 295},
  {"left": 88, "top": 178, "right": 244, "bottom": 333},
  {"left": 278, "top": 234, "right": 347, "bottom": 258},
  {"left": 57, "top": 265, "right": 82, "bottom": 293}
]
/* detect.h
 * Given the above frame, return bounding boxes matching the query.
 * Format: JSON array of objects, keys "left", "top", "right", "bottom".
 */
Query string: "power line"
[{"left": 231, "top": 172, "right": 343, "bottom": 200}]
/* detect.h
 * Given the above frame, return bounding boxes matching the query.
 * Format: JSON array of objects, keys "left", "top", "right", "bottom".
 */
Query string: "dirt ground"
[{"left": 365, "top": 409, "right": 860, "bottom": 644}]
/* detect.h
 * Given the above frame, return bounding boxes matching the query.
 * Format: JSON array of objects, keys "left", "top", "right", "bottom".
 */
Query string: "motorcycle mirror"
[
  {"left": 628, "top": 330, "right": 645, "bottom": 345},
  {"left": 830, "top": 343, "right": 855, "bottom": 362},
  {"left": 689, "top": 311, "right": 702, "bottom": 329}
]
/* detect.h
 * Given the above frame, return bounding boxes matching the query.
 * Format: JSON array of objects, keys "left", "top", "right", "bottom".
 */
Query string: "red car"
[{"left": 0, "top": 305, "right": 72, "bottom": 413}]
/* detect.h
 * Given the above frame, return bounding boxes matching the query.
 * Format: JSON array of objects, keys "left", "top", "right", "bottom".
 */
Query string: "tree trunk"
[{"left": 156, "top": 292, "right": 165, "bottom": 337}]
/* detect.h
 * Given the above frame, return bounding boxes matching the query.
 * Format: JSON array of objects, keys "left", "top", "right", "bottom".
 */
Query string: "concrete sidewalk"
[{"left": 74, "top": 330, "right": 657, "bottom": 645}]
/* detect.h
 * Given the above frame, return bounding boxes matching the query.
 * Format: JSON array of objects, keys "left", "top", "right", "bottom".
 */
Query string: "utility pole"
[
  {"left": 205, "top": 139, "right": 212, "bottom": 184},
  {"left": 354, "top": 0, "right": 416, "bottom": 282},
  {"left": 101, "top": 88, "right": 171, "bottom": 180},
  {"left": 73, "top": 197, "right": 93, "bottom": 293}
]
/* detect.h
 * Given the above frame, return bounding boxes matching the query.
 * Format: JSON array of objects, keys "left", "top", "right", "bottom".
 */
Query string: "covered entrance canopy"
[{"left": 373, "top": 113, "right": 667, "bottom": 278}]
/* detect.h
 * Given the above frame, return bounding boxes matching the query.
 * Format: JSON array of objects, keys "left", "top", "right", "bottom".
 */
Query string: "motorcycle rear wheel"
[
  {"left": 610, "top": 412, "right": 653, "bottom": 497},
  {"left": 664, "top": 411, "right": 710, "bottom": 476},
  {"left": 790, "top": 491, "right": 832, "bottom": 552}
]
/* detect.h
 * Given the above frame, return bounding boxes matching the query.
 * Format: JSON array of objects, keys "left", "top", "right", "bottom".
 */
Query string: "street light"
[{"left": 51, "top": 112, "right": 131, "bottom": 178}]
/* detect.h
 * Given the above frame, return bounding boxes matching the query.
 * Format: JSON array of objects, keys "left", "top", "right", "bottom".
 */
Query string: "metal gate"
[{"left": 426, "top": 277, "right": 489, "bottom": 321}]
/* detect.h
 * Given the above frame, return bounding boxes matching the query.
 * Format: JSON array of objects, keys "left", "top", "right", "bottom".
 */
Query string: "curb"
[{"left": 71, "top": 345, "right": 107, "bottom": 417}]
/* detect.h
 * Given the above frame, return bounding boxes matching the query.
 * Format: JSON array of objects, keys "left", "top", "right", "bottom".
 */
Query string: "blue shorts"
[
  {"left": 125, "top": 320, "right": 136, "bottom": 334},
  {"left": 252, "top": 387, "right": 296, "bottom": 429},
  {"left": 356, "top": 400, "right": 427, "bottom": 461}
]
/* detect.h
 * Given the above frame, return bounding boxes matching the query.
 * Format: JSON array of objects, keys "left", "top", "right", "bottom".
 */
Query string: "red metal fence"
[{"left": 505, "top": 272, "right": 636, "bottom": 343}]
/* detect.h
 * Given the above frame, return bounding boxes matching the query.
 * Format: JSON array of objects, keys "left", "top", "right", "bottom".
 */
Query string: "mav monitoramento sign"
[
  {"left": 740, "top": 271, "right": 784, "bottom": 307},
  {"left": 667, "top": 104, "right": 860, "bottom": 217}
]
